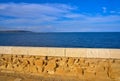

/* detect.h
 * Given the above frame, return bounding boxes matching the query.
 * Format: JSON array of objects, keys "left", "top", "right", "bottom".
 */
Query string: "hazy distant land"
[{"left": 0, "top": 30, "right": 33, "bottom": 33}]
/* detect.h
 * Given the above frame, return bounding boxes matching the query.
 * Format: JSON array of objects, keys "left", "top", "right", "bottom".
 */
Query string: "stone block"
[
  {"left": 66, "top": 48, "right": 87, "bottom": 57},
  {"left": 98, "top": 61, "right": 109, "bottom": 71},
  {"left": 29, "top": 65, "right": 38, "bottom": 73},
  {"left": 0, "top": 65, "right": 6, "bottom": 69},
  {"left": 84, "top": 71, "right": 96, "bottom": 79},
  {"left": 80, "top": 62, "right": 89, "bottom": 68},
  {"left": 59, "top": 58, "right": 68, "bottom": 66},
  {"left": 95, "top": 65, "right": 105, "bottom": 72},
  {"left": 87, "top": 49, "right": 110, "bottom": 58},
  {"left": 74, "top": 67, "right": 83, "bottom": 75},
  {"left": 68, "top": 58, "right": 75, "bottom": 66},
  {"left": 45, "top": 59, "right": 56, "bottom": 74},
  {"left": 28, "top": 47, "right": 48, "bottom": 56},
  {"left": 27, "top": 58, "right": 34, "bottom": 66},
  {"left": 55, "top": 67, "right": 65, "bottom": 74},
  {"left": 115, "top": 59, "right": 120, "bottom": 64},
  {"left": 0, "top": 46, "right": 12, "bottom": 54},
  {"left": 98, "top": 49, "right": 110, "bottom": 58},
  {"left": 96, "top": 72, "right": 108, "bottom": 78},
  {"left": 35, "top": 59, "right": 43, "bottom": 67},
  {"left": 11, "top": 47, "right": 28, "bottom": 55},
  {"left": 12, "top": 59, "right": 19, "bottom": 65},
  {"left": 6, "top": 63, "right": 13, "bottom": 71},
  {"left": 86, "top": 67, "right": 96, "bottom": 73},
  {"left": 110, "top": 63, "right": 120, "bottom": 79},
  {"left": 110, "top": 49, "right": 120, "bottom": 59},
  {"left": 48, "top": 48, "right": 65, "bottom": 57},
  {"left": 15, "top": 65, "right": 24, "bottom": 72},
  {"left": 39, "top": 56, "right": 47, "bottom": 60},
  {"left": 80, "top": 58, "right": 85, "bottom": 63},
  {"left": 37, "top": 67, "right": 43, "bottom": 73}
]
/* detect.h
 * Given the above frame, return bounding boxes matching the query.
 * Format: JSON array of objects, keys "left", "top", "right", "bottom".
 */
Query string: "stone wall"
[
  {"left": 0, "top": 46, "right": 120, "bottom": 81},
  {"left": 0, "top": 54, "right": 120, "bottom": 81}
]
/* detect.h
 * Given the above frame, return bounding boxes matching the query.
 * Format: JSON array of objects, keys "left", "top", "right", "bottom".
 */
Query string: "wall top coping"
[{"left": 0, "top": 46, "right": 120, "bottom": 59}]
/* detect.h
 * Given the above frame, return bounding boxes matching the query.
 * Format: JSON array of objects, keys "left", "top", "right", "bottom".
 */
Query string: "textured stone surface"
[
  {"left": 0, "top": 54, "right": 120, "bottom": 81},
  {"left": 45, "top": 59, "right": 56, "bottom": 74},
  {"left": 110, "top": 60, "right": 120, "bottom": 80}
]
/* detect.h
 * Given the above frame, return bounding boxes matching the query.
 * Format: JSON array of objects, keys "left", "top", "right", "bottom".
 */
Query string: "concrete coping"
[{"left": 0, "top": 46, "right": 120, "bottom": 59}]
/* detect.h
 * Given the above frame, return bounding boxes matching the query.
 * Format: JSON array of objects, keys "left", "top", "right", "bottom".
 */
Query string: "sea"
[{"left": 0, "top": 32, "right": 120, "bottom": 48}]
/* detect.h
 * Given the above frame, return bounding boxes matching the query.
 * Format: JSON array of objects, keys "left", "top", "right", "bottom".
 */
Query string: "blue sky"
[{"left": 0, "top": 0, "right": 120, "bottom": 32}]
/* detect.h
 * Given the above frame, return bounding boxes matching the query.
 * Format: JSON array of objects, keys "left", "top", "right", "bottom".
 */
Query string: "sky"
[{"left": 0, "top": 0, "right": 120, "bottom": 32}]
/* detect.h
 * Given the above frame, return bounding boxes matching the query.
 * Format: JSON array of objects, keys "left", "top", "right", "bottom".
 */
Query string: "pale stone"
[
  {"left": 0, "top": 46, "right": 12, "bottom": 54},
  {"left": 0, "top": 46, "right": 120, "bottom": 59},
  {"left": 84, "top": 71, "right": 96, "bottom": 79},
  {"left": 48, "top": 70, "right": 54, "bottom": 74},
  {"left": 80, "top": 62, "right": 89, "bottom": 68},
  {"left": 87, "top": 49, "right": 110, "bottom": 58},
  {"left": 27, "top": 58, "right": 34, "bottom": 66},
  {"left": 95, "top": 65, "right": 105, "bottom": 72},
  {"left": 47, "top": 57, "right": 55, "bottom": 60},
  {"left": 86, "top": 67, "right": 96, "bottom": 73},
  {"left": 27, "top": 47, "right": 48, "bottom": 56},
  {"left": 29, "top": 65, "right": 37, "bottom": 73},
  {"left": 23, "top": 65, "right": 30, "bottom": 73},
  {"left": 11, "top": 47, "right": 28, "bottom": 55},
  {"left": 0, "top": 65, "right": 6, "bottom": 69},
  {"left": 22, "top": 60, "right": 29, "bottom": 66},
  {"left": 37, "top": 67, "right": 43, "bottom": 73},
  {"left": 56, "top": 67, "right": 71, "bottom": 75},
  {"left": 39, "top": 56, "right": 47, "bottom": 60},
  {"left": 68, "top": 58, "right": 75, "bottom": 66},
  {"left": 6, "top": 63, "right": 13, "bottom": 71},
  {"left": 115, "top": 60, "right": 120, "bottom": 64},
  {"left": 59, "top": 58, "right": 68, "bottom": 66},
  {"left": 99, "top": 61, "right": 109, "bottom": 69},
  {"left": 110, "top": 63, "right": 120, "bottom": 79},
  {"left": 45, "top": 59, "right": 56, "bottom": 74},
  {"left": 66, "top": 48, "right": 87, "bottom": 57},
  {"left": 35, "top": 59, "right": 43, "bottom": 67},
  {"left": 55, "top": 67, "right": 65, "bottom": 74},
  {"left": 15, "top": 66, "right": 24, "bottom": 72},
  {"left": 14, "top": 78, "right": 22, "bottom": 81},
  {"left": 96, "top": 72, "right": 108, "bottom": 78},
  {"left": 110, "top": 49, "right": 120, "bottom": 59},
  {"left": 75, "top": 67, "right": 83, "bottom": 75},
  {"left": 80, "top": 58, "right": 85, "bottom": 63},
  {"left": 48, "top": 48, "right": 65, "bottom": 57}
]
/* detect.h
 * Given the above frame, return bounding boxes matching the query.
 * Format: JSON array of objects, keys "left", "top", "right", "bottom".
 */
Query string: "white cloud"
[
  {"left": 0, "top": 3, "right": 120, "bottom": 32},
  {"left": 64, "top": 14, "right": 86, "bottom": 19},
  {"left": 86, "top": 15, "right": 120, "bottom": 23},
  {"left": 102, "top": 7, "right": 107, "bottom": 13},
  {"left": 110, "top": 11, "right": 120, "bottom": 14},
  {"left": 0, "top": 3, "right": 74, "bottom": 18},
  {"left": 110, "top": 11, "right": 116, "bottom": 13}
]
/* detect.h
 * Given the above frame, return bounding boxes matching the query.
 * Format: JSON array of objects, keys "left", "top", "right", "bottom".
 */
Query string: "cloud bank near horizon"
[{"left": 0, "top": 3, "right": 120, "bottom": 32}]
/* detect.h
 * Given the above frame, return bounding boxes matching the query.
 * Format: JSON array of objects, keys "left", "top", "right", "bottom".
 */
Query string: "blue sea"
[{"left": 0, "top": 32, "right": 120, "bottom": 48}]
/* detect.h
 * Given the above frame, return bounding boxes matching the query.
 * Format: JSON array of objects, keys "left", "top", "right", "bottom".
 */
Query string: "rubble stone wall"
[{"left": 0, "top": 54, "right": 120, "bottom": 81}]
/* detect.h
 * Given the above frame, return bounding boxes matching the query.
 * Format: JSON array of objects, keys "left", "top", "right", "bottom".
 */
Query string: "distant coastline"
[{"left": 0, "top": 30, "right": 33, "bottom": 33}]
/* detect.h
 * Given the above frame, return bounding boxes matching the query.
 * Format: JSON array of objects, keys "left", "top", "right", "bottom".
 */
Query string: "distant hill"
[{"left": 0, "top": 30, "right": 33, "bottom": 33}]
